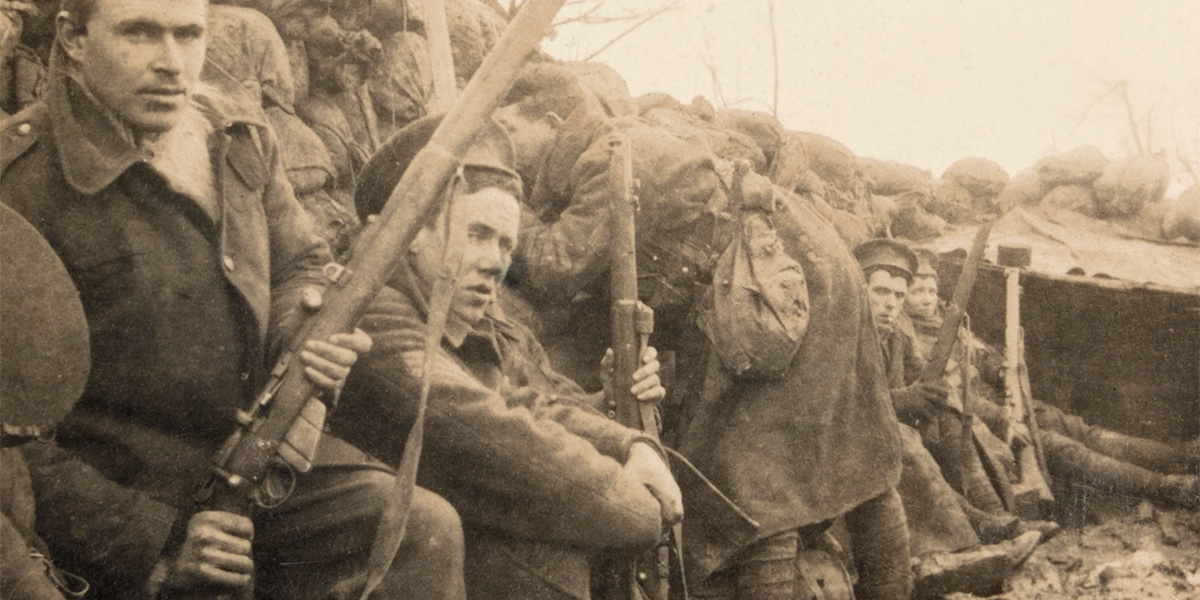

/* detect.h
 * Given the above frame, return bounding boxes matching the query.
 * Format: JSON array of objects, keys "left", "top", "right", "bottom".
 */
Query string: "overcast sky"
[{"left": 542, "top": 0, "right": 1200, "bottom": 194}]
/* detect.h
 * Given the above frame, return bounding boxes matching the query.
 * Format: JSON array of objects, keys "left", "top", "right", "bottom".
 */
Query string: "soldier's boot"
[
  {"left": 1082, "top": 429, "right": 1198, "bottom": 475},
  {"left": 956, "top": 493, "right": 1060, "bottom": 544},
  {"left": 911, "top": 530, "right": 1042, "bottom": 599},
  {"left": 1044, "top": 430, "right": 1199, "bottom": 509}
]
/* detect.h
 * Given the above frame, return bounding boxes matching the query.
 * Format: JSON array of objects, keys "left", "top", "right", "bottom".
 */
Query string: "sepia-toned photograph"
[{"left": 1, "top": 1, "right": 1196, "bottom": 599}]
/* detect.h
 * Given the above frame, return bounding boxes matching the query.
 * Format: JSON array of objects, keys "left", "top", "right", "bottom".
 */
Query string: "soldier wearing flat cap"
[{"left": 335, "top": 114, "right": 682, "bottom": 600}]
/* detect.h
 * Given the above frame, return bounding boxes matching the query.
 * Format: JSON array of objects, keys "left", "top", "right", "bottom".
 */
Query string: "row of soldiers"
[{"left": 3, "top": 1, "right": 1198, "bottom": 599}]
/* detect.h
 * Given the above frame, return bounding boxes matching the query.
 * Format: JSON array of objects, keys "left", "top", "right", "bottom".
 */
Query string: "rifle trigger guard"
[{"left": 252, "top": 461, "right": 297, "bottom": 509}]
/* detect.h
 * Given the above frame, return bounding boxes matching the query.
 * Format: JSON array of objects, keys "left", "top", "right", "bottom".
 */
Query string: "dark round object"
[{"left": 1, "top": 203, "right": 90, "bottom": 428}]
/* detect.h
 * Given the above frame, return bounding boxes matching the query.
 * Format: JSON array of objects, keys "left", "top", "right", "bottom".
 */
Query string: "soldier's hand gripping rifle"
[
  {"left": 605, "top": 133, "right": 670, "bottom": 600},
  {"left": 177, "top": 2, "right": 566, "bottom": 599}
]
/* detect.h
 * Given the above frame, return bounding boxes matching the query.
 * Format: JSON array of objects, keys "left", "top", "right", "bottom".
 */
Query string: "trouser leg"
[
  {"left": 252, "top": 435, "right": 465, "bottom": 600},
  {"left": 1036, "top": 402, "right": 1193, "bottom": 474},
  {"left": 1042, "top": 430, "right": 1199, "bottom": 509},
  {"left": 844, "top": 488, "right": 913, "bottom": 600}
]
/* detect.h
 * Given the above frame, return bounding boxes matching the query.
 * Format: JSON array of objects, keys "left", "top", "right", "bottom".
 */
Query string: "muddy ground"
[{"left": 947, "top": 498, "right": 1200, "bottom": 600}]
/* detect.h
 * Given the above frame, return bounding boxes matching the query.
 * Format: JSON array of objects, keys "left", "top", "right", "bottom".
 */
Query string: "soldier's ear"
[
  {"left": 543, "top": 112, "right": 564, "bottom": 130},
  {"left": 56, "top": 11, "right": 88, "bottom": 62}
]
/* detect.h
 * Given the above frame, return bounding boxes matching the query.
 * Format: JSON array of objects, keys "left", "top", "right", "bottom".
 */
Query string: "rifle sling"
[{"left": 357, "top": 176, "right": 466, "bottom": 600}]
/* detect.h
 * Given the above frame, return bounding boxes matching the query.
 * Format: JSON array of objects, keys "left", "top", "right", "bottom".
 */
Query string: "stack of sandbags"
[
  {"left": 993, "top": 168, "right": 1045, "bottom": 211},
  {"left": 915, "top": 157, "right": 1011, "bottom": 226},
  {"left": 1092, "top": 154, "right": 1171, "bottom": 218}
]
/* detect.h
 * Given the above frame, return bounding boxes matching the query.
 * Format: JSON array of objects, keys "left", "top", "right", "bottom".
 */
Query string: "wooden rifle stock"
[
  {"left": 919, "top": 219, "right": 993, "bottom": 386},
  {"left": 178, "top": 1, "right": 566, "bottom": 598}
]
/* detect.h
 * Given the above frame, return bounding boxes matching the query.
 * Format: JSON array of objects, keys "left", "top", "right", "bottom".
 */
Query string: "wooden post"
[{"left": 422, "top": 0, "right": 459, "bottom": 113}]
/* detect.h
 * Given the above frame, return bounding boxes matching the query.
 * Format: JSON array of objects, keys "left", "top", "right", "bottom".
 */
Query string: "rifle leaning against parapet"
[{"left": 177, "top": 2, "right": 566, "bottom": 599}]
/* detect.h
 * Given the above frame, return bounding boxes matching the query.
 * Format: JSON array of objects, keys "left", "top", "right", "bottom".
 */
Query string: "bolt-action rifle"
[
  {"left": 176, "top": 2, "right": 566, "bottom": 598},
  {"left": 604, "top": 134, "right": 758, "bottom": 600}
]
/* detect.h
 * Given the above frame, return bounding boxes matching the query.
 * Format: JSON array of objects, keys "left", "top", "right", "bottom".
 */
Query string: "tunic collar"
[
  {"left": 46, "top": 48, "right": 267, "bottom": 196},
  {"left": 388, "top": 259, "right": 511, "bottom": 359}
]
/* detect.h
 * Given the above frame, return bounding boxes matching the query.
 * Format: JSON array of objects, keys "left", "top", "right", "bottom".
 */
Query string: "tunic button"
[
  {"left": 223, "top": 255, "right": 235, "bottom": 271},
  {"left": 607, "top": 410, "right": 616, "bottom": 419},
  {"left": 16, "top": 123, "right": 31, "bottom": 135}
]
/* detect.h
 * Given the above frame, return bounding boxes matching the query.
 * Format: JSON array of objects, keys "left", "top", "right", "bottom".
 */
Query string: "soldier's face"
[
  {"left": 413, "top": 188, "right": 521, "bottom": 328},
  {"left": 866, "top": 269, "right": 908, "bottom": 335},
  {"left": 59, "top": 0, "right": 207, "bottom": 136},
  {"left": 905, "top": 275, "right": 939, "bottom": 319}
]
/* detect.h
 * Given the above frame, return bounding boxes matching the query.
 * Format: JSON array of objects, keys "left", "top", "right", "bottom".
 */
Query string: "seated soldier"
[
  {"left": 338, "top": 115, "right": 682, "bottom": 600},
  {"left": 853, "top": 239, "right": 1044, "bottom": 598},
  {"left": 905, "top": 248, "right": 1200, "bottom": 510}
]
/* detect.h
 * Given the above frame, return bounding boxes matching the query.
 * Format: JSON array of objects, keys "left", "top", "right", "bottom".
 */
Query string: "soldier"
[
  {"left": 493, "top": 63, "right": 913, "bottom": 600},
  {"left": 0, "top": 0, "right": 464, "bottom": 597},
  {"left": 904, "top": 249, "right": 1200, "bottom": 510},
  {"left": 853, "top": 240, "right": 1043, "bottom": 598},
  {"left": 340, "top": 114, "right": 682, "bottom": 600}
]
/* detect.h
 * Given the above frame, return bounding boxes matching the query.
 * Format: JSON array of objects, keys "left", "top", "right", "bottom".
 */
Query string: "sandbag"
[
  {"left": 370, "top": 30, "right": 432, "bottom": 140},
  {"left": 769, "top": 131, "right": 812, "bottom": 193},
  {"left": 993, "top": 168, "right": 1045, "bottom": 211},
  {"left": 795, "top": 131, "right": 857, "bottom": 191},
  {"left": 1039, "top": 184, "right": 1097, "bottom": 216},
  {"left": 1161, "top": 184, "right": 1200, "bottom": 242},
  {"left": 562, "top": 61, "right": 636, "bottom": 117},
  {"left": 1092, "top": 154, "right": 1170, "bottom": 218},
  {"left": 892, "top": 202, "right": 948, "bottom": 242},
  {"left": 446, "top": 0, "right": 507, "bottom": 83},
  {"left": 266, "top": 106, "right": 337, "bottom": 194},
  {"left": 1037, "top": 146, "right": 1108, "bottom": 187},
  {"left": 715, "top": 108, "right": 785, "bottom": 167},
  {"left": 858, "top": 157, "right": 932, "bottom": 197},
  {"left": 927, "top": 179, "right": 976, "bottom": 224},
  {"left": 943, "top": 157, "right": 1009, "bottom": 198},
  {"left": 205, "top": 4, "right": 296, "bottom": 111},
  {"left": 636, "top": 92, "right": 682, "bottom": 114}
]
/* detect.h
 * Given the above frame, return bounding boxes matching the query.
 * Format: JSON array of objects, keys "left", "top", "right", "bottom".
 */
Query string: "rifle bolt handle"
[{"left": 301, "top": 287, "right": 324, "bottom": 311}]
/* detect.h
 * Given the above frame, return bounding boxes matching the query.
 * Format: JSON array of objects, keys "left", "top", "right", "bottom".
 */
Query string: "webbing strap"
[{"left": 357, "top": 172, "right": 466, "bottom": 599}]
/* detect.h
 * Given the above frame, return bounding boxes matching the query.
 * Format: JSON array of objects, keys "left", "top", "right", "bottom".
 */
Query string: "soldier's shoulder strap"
[{"left": 0, "top": 103, "right": 47, "bottom": 177}]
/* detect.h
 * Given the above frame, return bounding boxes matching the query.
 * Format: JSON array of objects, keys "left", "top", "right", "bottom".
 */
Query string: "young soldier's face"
[
  {"left": 866, "top": 269, "right": 908, "bottom": 335},
  {"left": 905, "top": 275, "right": 939, "bottom": 319},
  {"left": 60, "top": 0, "right": 207, "bottom": 136},
  {"left": 413, "top": 188, "right": 521, "bottom": 328}
]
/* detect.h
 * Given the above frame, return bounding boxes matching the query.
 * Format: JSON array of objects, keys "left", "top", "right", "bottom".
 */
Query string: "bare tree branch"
[
  {"left": 581, "top": 1, "right": 681, "bottom": 62},
  {"left": 768, "top": 0, "right": 780, "bottom": 118},
  {"left": 1117, "top": 81, "right": 1145, "bottom": 154}
]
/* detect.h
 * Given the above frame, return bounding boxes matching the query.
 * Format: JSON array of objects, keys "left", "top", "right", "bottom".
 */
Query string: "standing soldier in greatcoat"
[{"left": 492, "top": 62, "right": 913, "bottom": 600}]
